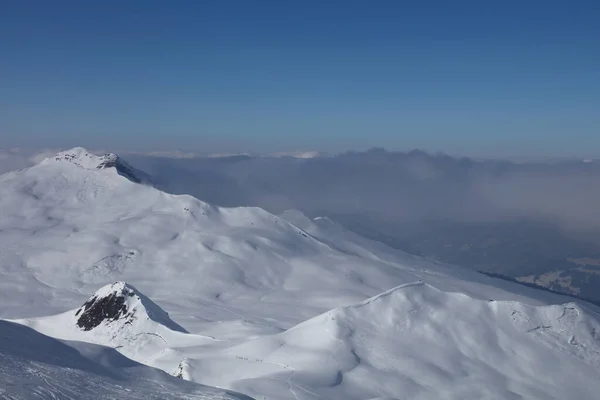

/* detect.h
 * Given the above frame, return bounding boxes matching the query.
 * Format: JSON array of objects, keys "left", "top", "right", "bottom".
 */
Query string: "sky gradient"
[{"left": 1, "top": 0, "right": 599, "bottom": 156}]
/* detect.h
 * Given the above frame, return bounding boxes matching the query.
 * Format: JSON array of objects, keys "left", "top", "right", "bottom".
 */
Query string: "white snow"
[
  {"left": 2, "top": 148, "right": 600, "bottom": 399},
  {"left": 43, "top": 147, "right": 110, "bottom": 168},
  {"left": 0, "top": 319, "right": 247, "bottom": 399}
]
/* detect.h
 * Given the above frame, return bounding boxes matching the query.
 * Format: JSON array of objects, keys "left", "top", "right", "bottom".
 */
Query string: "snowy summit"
[
  {"left": 43, "top": 147, "right": 152, "bottom": 184},
  {"left": 74, "top": 281, "right": 187, "bottom": 333}
]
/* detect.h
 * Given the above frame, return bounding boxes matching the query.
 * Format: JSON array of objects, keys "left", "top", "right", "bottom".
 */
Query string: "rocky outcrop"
[
  {"left": 75, "top": 288, "right": 133, "bottom": 331},
  {"left": 51, "top": 148, "right": 153, "bottom": 185},
  {"left": 73, "top": 282, "right": 187, "bottom": 333}
]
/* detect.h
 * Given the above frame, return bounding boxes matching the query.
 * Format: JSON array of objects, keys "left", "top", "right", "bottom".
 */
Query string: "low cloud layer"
[
  {"left": 121, "top": 149, "right": 600, "bottom": 237},
  {"left": 4, "top": 147, "right": 599, "bottom": 238},
  {"left": 0, "top": 148, "right": 62, "bottom": 175},
  {"left": 476, "top": 167, "right": 600, "bottom": 234}
]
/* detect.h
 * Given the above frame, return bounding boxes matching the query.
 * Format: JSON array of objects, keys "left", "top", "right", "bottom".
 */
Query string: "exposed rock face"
[
  {"left": 75, "top": 285, "right": 135, "bottom": 331},
  {"left": 96, "top": 153, "right": 145, "bottom": 184},
  {"left": 73, "top": 281, "right": 188, "bottom": 333},
  {"left": 173, "top": 359, "right": 191, "bottom": 380}
]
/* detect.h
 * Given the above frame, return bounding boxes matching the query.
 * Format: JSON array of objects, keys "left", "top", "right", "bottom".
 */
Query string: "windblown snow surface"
[
  {"left": 2, "top": 148, "right": 600, "bottom": 399},
  {"left": 0, "top": 320, "right": 246, "bottom": 400}
]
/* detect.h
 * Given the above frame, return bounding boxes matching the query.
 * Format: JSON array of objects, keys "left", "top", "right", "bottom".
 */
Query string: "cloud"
[
  {"left": 267, "top": 151, "right": 323, "bottom": 159},
  {"left": 0, "top": 148, "right": 52, "bottom": 174},
  {"left": 120, "top": 151, "right": 201, "bottom": 159},
  {"left": 475, "top": 166, "right": 600, "bottom": 233},
  {"left": 8, "top": 146, "right": 600, "bottom": 237},
  {"left": 122, "top": 149, "right": 600, "bottom": 236}
]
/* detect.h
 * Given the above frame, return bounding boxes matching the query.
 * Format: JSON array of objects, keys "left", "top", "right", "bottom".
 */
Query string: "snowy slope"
[
  {"left": 15, "top": 281, "right": 600, "bottom": 400},
  {"left": 180, "top": 282, "right": 600, "bottom": 400},
  {"left": 45, "top": 147, "right": 153, "bottom": 184},
  {"left": 3, "top": 148, "right": 600, "bottom": 399},
  {"left": 0, "top": 320, "right": 248, "bottom": 400},
  {"left": 0, "top": 147, "right": 430, "bottom": 332},
  {"left": 13, "top": 282, "right": 219, "bottom": 366}
]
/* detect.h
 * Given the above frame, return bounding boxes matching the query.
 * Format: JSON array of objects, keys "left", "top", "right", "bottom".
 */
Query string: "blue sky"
[{"left": 1, "top": 0, "right": 599, "bottom": 156}]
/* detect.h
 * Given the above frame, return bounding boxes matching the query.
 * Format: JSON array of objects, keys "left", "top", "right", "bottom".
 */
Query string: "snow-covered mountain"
[
  {"left": 0, "top": 147, "right": 432, "bottom": 329},
  {"left": 47, "top": 147, "right": 153, "bottom": 184},
  {"left": 73, "top": 281, "right": 186, "bottom": 332},
  {"left": 14, "top": 282, "right": 220, "bottom": 366},
  {"left": 188, "top": 282, "right": 600, "bottom": 400},
  {"left": 14, "top": 280, "right": 600, "bottom": 399},
  {"left": 3, "top": 148, "right": 600, "bottom": 399}
]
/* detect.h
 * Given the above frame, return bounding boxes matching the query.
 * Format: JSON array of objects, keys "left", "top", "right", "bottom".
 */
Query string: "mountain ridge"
[
  {"left": 16, "top": 278, "right": 600, "bottom": 400},
  {"left": 42, "top": 147, "right": 153, "bottom": 184}
]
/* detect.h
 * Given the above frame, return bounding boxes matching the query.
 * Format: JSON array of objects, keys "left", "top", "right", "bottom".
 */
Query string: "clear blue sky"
[{"left": 1, "top": 0, "right": 599, "bottom": 156}]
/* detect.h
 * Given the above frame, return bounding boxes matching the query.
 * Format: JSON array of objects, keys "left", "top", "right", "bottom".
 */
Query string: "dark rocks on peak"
[
  {"left": 52, "top": 148, "right": 154, "bottom": 186},
  {"left": 76, "top": 293, "right": 130, "bottom": 331},
  {"left": 95, "top": 154, "right": 119, "bottom": 169},
  {"left": 75, "top": 282, "right": 138, "bottom": 331},
  {"left": 112, "top": 159, "right": 146, "bottom": 184},
  {"left": 94, "top": 153, "right": 147, "bottom": 184},
  {"left": 74, "top": 281, "right": 189, "bottom": 333}
]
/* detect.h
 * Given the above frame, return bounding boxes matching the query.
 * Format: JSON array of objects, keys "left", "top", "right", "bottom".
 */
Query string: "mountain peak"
[
  {"left": 74, "top": 281, "right": 186, "bottom": 333},
  {"left": 51, "top": 147, "right": 117, "bottom": 169},
  {"left": 46, "top": 148, "right": 151, "bottom": 184}
]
